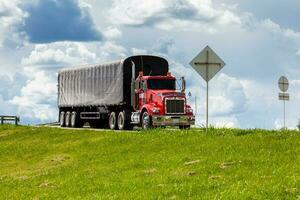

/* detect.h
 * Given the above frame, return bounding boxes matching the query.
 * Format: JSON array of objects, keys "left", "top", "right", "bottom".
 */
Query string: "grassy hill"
[{"left": 0, "top": 125, "right": 299, "bottom": 199}]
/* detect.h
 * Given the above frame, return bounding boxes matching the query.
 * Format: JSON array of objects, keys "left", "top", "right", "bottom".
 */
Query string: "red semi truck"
[{"left": 58, "top": 55, "right": 195, "bottom": 130}]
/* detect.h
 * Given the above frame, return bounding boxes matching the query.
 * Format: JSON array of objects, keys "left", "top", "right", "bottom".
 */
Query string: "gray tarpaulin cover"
[{"left": 58, "top": 61, "right": 124, "bottom": 107}]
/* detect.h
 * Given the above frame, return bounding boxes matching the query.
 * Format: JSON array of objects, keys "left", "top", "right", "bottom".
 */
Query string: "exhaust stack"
[{"left": 131, "top": 61, "right": 136, "bottom": 109}]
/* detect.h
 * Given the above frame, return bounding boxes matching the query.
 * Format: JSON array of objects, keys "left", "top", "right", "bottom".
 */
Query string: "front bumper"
[{"left": 152, "top": 115, "right": 195, "bottom": 126}]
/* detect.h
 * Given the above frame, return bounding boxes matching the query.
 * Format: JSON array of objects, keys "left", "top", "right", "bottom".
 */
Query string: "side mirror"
[{"left": 181, "top": 77, "right": 186, "bottom": 93}]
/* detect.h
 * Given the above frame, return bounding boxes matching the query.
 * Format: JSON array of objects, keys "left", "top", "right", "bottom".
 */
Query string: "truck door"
[{"left": 138, "top": 80, "right": 147, "bottom": 109}]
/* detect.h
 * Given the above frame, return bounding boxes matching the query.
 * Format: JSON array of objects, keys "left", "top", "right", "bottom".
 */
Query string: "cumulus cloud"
[
  {"left": 11, "top": 71, "right": 57, "bottom": 122},
  {"left": 0, "top": 73, "right": 26, "bottom": 100},
  {"left": 22, "top": 42, "right": 97, "bottom": 68},
  {"left": 132, "top": 48, "right": 148, "bottom": 55},
  {"left": 0, "top": 0, "right": 26, "bottom": 47},
  {"left": 109, "top": 0, "right": 241, "bottom": 30},
  {"left": 22, "top": 0, "right": 102, "bottom": 43},
  {"left": 96, "top": 42, "right": 127, "bottom": 61},
  {"left": 103, "top": 27, "right": 122, "bottom": 40},
  {"left": 152, "top": 38, "right": 175, "bottom": 55},
  {"left": 209, "top": 74, "right": 248, "bottom": 116},
  {"left": 186, "top": 73, "right": 248, "bottom": 128},
  {"left": 0, "top": 73, "right": 26, "bottom": 118},
  {"left": 259, "top": 19, "right": 300, "bottom": 42}
]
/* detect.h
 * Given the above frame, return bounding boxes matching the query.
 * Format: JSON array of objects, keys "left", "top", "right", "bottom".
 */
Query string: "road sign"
[
  {"left": 189, "top": 46, "right": 226, "bottom": 132},
  {"left": 278, "top": 76, "right": 289, "bottom": 92},
  {"left": 279, "top": 93, "right": 289, "bottom": 101},
  {"left": 277, "top": 76, "right": 289, "bottom": 129},
  {"left": 189, "top": 46, "right": 225, "bottom": 82}
]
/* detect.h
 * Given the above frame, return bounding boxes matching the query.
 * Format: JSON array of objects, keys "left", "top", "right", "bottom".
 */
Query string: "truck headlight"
[
  {"left": 151, "top": 107, "right": 160, "bottom": 114},
  {"left": 186, "top": 108, "right": 193, "bottom": 113}
]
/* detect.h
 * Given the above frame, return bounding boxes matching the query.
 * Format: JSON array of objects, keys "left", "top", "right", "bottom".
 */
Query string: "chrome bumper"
[{"left": 152, "top": 115, "right": 195, "bottom": 126}]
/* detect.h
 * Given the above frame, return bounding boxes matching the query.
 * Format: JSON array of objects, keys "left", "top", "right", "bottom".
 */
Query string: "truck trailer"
[{"left": 58, "top": 55, "right": 195, "bottom": 130}]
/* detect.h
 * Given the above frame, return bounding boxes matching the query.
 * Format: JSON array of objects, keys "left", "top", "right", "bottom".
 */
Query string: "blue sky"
[{"left": 0, "top": 0, "right": 300, "bottom": 129}]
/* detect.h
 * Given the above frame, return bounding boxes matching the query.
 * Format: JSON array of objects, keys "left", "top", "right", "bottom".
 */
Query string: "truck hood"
[
  {"left": 150, "top": 90, "right": 185, "bottom": 98},
  {"left": 151, "top": 90, "right": 185, "bottom": 99}
]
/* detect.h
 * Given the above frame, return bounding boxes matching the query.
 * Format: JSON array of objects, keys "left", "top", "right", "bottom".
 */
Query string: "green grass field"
[{"left": 0, "top": 125, "right": 299, "bottom": 199}]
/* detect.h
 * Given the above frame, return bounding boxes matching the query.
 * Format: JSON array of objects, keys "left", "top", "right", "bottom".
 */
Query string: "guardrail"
[{"left": 0, "top": 116, "right": 20, "bottom": 125}]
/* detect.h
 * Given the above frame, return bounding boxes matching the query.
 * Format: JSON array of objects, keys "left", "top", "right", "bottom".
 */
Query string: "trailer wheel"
[
  {"left": 71, "top": 111, "right": 77, "bottom": 128},
  {"left": 59, "top": 111, "right": 65, "bottom": 127},
  {"left": 141, "top": 111, "right": 152, "bottom": 130},
  {"left": 65, "top": 111, "right": 71, "bottom": 127},
  {"left": 109, "top": 112, "right": 118, "bottom": 130}
]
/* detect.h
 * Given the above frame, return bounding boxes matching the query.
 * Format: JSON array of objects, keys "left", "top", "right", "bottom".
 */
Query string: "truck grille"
[{"left": 165, "top": 99, "right": 185, "bottom": 114}]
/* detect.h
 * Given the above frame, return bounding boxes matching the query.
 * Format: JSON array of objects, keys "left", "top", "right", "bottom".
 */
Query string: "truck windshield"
[{"left": 148, "top": 79, "right": 176, "bottom": 90}]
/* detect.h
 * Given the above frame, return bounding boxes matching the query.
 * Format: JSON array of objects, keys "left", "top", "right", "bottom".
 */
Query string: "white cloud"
[
  {"left": 103, "top": 27, "right": 122, "bottom": 40},
  {"left": 109, "top": 0, "right": 166, "bottom": 26},
  {"left": 190, "top": 73, "right": 248, "bottom": 128},
  {"left": 0, "top": 0, "right": 27, "bottom": 47},
  {"left": 11, "top": 71, "right": 57, "bottom": 122},
  {"left": 109, "top": 0, "right": 242, "bottom": 31},
  {"left": 22, "top": 42, "right": 97, "bottom": 67},
  {"left": 97, "top": 41, "right": 127, "bottom": 61},
  {"left": 132, "top": 48, "right": 148, "bottom": 55},
  {"left": 259, "top": 19, "right": 300, "bottom": 42},
  {"left": 0, "top": 95, "right": 17, "bottom": 116}
]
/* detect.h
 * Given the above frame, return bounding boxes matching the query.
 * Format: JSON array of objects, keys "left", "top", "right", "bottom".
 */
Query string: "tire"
[
  {"left": 59, "top": 111, "right": 65, "bottom": 127},
  {"left": 65, "top": 111, "right": 71, "bottom": 127},
  {"left": 117, "top": 111, "right": 134, "bottom": 130},
  {"left": 117, "top": 111, "right": 125, "bottom": 130},
  {"left": 141, "top": 111, "right": 152, "bottom": 130},
  {"left": 179, "top": 125, "right": 190, "bottom": 130},
  {"left": 71, "top": 111, "right": 77, "bottom": 128},
  {"left": 109, "top": 112, "right": 118, "bottom": 130}
]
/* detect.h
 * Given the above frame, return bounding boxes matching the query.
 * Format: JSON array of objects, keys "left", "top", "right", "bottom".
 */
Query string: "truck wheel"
[
  {"left": 141, "top": 111, "right": 152, "bottom": 130},
  {"left": 117, "top": 111, "right": 125, "bottom": 130},
  {"left": 60, "top": 111, "right": 65, "bottom": 127},
  {"left": 71, "top": 111, "right": 77, "bottom": 128},
  {"left": 117, "top": 111, "right": 133, "bottom": 130},
  {"left": 65, "top": 111, "right": 71, "bottom": 127},
  {"left": 109, "top": 112, "right": 118, "bottom": 130}
]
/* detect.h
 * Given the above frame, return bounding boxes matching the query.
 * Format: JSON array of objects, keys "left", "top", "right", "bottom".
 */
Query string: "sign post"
[
  {"left": 189, "top": 46, "right": 226, "bottom": 132},
  {"left": 278, "top": 76, "right": 289, "bottom": 129}
]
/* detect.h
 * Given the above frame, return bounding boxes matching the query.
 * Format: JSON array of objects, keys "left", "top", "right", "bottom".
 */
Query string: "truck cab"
[{"left": 133, "top": 72, "right": 195, "bottom": 129}]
